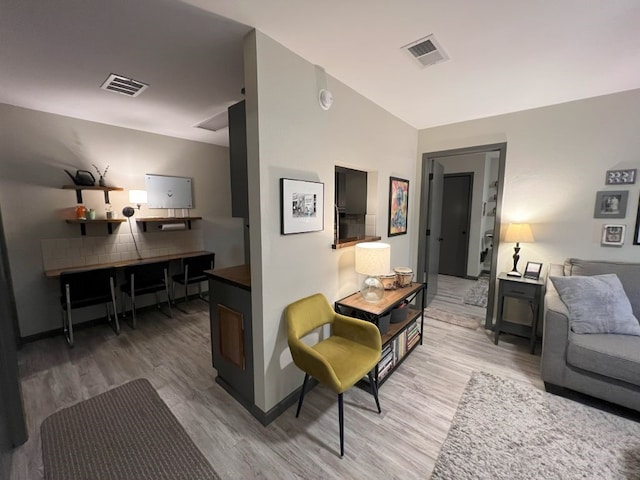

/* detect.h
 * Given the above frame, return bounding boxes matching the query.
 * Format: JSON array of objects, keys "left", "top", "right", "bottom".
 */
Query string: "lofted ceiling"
[{"left": 2, "top": 0, "right": 640, "bottom": 147}]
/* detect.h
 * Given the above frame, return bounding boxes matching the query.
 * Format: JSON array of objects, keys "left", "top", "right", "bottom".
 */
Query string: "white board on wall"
[{"left": 145, "top": 174, "right": 193, "bottom": 209}]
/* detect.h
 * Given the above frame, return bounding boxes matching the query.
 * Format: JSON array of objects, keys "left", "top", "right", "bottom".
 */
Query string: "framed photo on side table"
[
  {"left": 280, "top": 178, "right": 324, "bottom": 235},
  {"left": 388, "top": 177, "right": 409, "bottom": 236},
  {"left": 523, "top": 261, "right": 543, "bottom": 280},
  {"left": 593, "top": 190, "right": 628, "bottom": 219},
  {"left": 602, "top": 224, "right": 626, "bottom": 247}
]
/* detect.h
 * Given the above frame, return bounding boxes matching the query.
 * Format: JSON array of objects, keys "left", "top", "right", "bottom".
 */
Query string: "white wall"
[
  {"left": 418, "top": 88, "right": 640, "bottom": 278},
  {"left": 0, "top": 103, "right": 244, "bottom": 336},
  {"left": 246, "top": 31, "right": 418, "bottom": 412}
]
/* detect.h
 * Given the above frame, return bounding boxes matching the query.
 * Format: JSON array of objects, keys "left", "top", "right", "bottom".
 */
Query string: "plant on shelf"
[{"left": 92, "top": 164, "right": 110, "bottom": 187}]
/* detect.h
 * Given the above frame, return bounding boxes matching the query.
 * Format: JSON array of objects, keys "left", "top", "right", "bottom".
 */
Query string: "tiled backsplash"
[{"left": 41, "top": 230, "right": 204, "bottom": 272}]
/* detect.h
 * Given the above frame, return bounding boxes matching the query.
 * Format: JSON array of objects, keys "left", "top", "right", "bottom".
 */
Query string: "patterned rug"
[
  {"left": 41, "top": 378, "right": 220, "bottom": 480},
  {"left": 463, "top": 275, "right": 489, "bottom": 307},
  {"left": 425, "top": 307, "right": 483, "bottom": 330},
  {"left": 431, "top": 372, "right": 640, "bottom": 480}
]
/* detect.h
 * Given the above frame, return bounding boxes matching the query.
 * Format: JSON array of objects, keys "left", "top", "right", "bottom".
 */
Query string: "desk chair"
[
  {"left": 60, "top": 267, "right": 120, "bottom": 347},
  {"left": 171, "top": 252, "right": 215, "bottom": 308},
  {"left": 285, "top": 293, "right": 382, "bottom": 457},
  {"left": 120, "top": 261, "right": 172, "bottom": 328}
]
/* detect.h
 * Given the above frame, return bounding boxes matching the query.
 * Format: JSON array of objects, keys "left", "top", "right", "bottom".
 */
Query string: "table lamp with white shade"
[
  {"left": 355, "top": 242, "right": 391, "bottom": 303},
  {"left": 504, "top": 223, "right": 534, "bottom": 277}
]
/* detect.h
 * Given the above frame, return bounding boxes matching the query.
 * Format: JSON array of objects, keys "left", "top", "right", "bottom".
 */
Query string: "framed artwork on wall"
[
  {"left": 605, "top": 169, "right": 636, "bottom": 185},
  {"left": 602, "top": 224, "right": 626, "bottom": 247},
  {"left": 593, "top": 190, "right": 628, "bottom": 219},
  {"left": 634, "top": 194, "right": 640, "bottom": 245},
  {"left": 388, "top": 177, "right": 409, "bottom": 237},
  {"left": 280, "top": 178, "right": 324, "bottom": 235}
]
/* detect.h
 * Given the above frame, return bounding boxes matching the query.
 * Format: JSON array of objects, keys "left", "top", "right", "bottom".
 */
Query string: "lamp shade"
[
  {"left": 355, "top": 242, "right": 391, "bottom": 276},
  {"left": 504, "top": 223, "right": 534, "bottom": 243},
  {"left": 129, "top": 190, "right": 147, "bottom": 205}
]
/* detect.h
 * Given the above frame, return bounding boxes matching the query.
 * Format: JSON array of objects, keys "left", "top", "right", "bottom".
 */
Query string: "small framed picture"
[
  {"left": 523, "top": 261, "right": 543, "bottom": 280},
  {"left": 594, "top": 190, "right": 628, "bottom": 219},
  {"left": 280, "top": 178, "right": 324, "bottom": 235},
  {"left": 388, "top": 177, "right": 409, "bottom": 236},
  {"left": 602, "top": 224, "right": 625, "bottom": 247},
  {"left": 606, "top": 169, "right": 636, "bottom": 185}
]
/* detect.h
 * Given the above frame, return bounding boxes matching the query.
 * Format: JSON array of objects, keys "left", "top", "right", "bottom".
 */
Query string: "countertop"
[{"left": 205, "top": 264, "right": 251, "bottom": 291}]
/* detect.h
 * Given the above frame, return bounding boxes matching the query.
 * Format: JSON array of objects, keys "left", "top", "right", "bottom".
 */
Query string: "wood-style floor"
[{"left": 10, "top": 278, "right": 542, "bottom": 480}]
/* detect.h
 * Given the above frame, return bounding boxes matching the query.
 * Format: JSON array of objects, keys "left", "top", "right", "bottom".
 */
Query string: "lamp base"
[
  {"left": 360, "top": 276, "right": 384, "bottom": 303},
  {"left": 507, "top": 270, "right": 522, "bottom": 277}
]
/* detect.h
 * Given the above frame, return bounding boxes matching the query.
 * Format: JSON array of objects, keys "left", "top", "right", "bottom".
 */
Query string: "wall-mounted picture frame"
[
  {"left": 523, "top": 261, "right": 543, "bottom": 280},
  {"left": 634, "top": 194, "right": 640, "bottom": 245},
  {"left": 388, "top": 177, "right": 409, "bottom": 236},
  {"left": 606, "top": 169, "right": 636, "bottom": 185},
  {"left": 593, "top": 190, "right": 628, "bottom": 219},
  {"left": 280, "top": 178, "right": 324, "bottom": 235},
  {"left": 602, "top": 224, "right": 626, "bottom": 247}
]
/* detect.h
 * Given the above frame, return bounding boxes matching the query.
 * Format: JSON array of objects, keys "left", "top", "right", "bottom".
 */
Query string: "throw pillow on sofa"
[{"left": 550, "top": 273, "right": 640, "bottom": 335}]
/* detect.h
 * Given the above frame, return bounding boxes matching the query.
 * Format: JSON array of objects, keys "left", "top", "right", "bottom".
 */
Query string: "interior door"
[
  {"left": 439, "top": 173, "right": 472, "bottom": 277},
  {"left": 424, "top": 161, "right": 444, "bottom": 305}
]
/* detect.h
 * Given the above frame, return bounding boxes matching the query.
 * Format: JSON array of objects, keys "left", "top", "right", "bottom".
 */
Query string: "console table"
[
  {"left": 334, "top": 282, "right": 425, "bottom": 390},
  {"left": 494, "top": 272, "right": 544, "bottom": 354}
]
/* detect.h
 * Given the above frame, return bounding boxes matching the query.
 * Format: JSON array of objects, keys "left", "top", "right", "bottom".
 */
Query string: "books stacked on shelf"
[
  {"left": 406, "top": 321, "right": 421, "bottom": 351},
  {"left": 378, "top": 343, "right": 395, "bottom": 381}
]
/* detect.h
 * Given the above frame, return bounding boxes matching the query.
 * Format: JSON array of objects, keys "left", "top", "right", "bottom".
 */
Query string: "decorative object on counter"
[
  {"left": 593, "top": 190, "right": 628, "bottom": 218},
  {"left": 393, "top": 267, "right": 413, "bottom": 287},
  {"left": 601, "top": 224, "right": 626, "bottom": 247},
  {"left": 129, "top": 190, "right": 147, "bottom": 210},
  {"left": 523, "top": 261, "right": 543, "bottom": 280},
  {"left": 76, "top": 205, "right": 87, "bottom": 220},
  {"left": 388, "top": 176, "right": 409, "bottom": 236},
  {"left": 504, "top": 223, "right": 535, "bottom": 277},
  {"left": 605, "top": 168, "right": 636, "bottom": 185},
  {"left": 87, "top": 208, "right": 96, "bottom": 220},
  {"left": 280, "top": 178, "right": 324, "bottom": 235},
  {"left": 92, "top": 164, "right": 110, "bottom": 186},
  {"left": 378, "top": 272, "right": 396, "bottom": 290},
  {"left": 355, "top": 242, "right": 391, "bottom": 303},
  {"left": 64, "top": 169, "right": 95, "bottom": 186}
]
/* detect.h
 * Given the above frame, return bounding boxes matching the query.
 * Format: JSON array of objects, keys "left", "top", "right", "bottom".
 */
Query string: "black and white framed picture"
[
  {"left": 602, "top": 224, "right": 626, "bottom": 247},
  {"left": 280, "top": 178, "right": 324, "bottom": 235},
  {"left": 593, "top": 190, "right": 628, "bottom": 219},
  {"left": 523, "top": 261, "right": 543, "bottom": 280},
  {"left": 605, "top": 169, "right": 636, "bottom": 185},
  {"left": 634, "top": 194, "right": 640, "bottom": 245}
]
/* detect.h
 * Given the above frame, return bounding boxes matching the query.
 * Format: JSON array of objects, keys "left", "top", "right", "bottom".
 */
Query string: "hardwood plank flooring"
[{"left": 10, "top": 290, "right": 541, "bottom": 480}]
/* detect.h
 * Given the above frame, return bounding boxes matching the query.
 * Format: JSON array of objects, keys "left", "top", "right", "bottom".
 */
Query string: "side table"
[{"left": 494, "top": 272, "right": 544, "bottom": 354}]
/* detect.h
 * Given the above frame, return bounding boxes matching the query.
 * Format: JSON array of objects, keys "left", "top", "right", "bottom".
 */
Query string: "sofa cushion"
[
  {"left": 564, "top": 258, "right": 640, "bottom": 318},
  {"left": 550, "top": 274, "right": 640, "bottom": 335},
  {"left": 567, "top": 331, "right": 640, "bottom": 387}
]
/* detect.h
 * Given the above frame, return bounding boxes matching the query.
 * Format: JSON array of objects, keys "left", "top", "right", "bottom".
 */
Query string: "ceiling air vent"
[
  {"left": 402, "top": 34, "right": 449, "bottom": 68},
  {"left": 100, "top": 73, "right": 149, "bottom": 97}
]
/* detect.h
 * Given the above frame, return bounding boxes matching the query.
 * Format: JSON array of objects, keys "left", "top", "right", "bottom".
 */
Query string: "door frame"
[{"left": 418, "top": 143, "right": 507, "bottom": 329}]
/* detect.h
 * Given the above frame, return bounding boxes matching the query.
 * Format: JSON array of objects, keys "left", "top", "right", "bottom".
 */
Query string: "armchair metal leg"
[
  {"left": 368, "top": 372, "right": 381, "bottom": 413},
  {"left": 338, "top": 393, "right": 344, "bottom": 457},
  {"left": 295, "top": 373, "right": 309, "bottom": 418}
]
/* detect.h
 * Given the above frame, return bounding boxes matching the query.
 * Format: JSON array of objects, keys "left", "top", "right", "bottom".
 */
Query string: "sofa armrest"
[{"left": 541, "top": 264, "right": 571, "bottom": 385}]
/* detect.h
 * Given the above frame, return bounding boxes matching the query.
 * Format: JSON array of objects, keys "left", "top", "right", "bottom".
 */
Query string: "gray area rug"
[
  {"left": 41, "top": 378, "right": 220, "bottom": 480},
  {"left": 463, "top": 276, "right": 489, "bottom": 307},
  {"left": 431, "top": 371, "right": 640, "bottom": 480},
  {"left": 425, "top": 307, "right": 483, "bottom": 330}
]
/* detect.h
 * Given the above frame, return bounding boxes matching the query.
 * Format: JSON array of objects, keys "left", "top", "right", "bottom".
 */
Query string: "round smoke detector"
[{"left": 318, "top": 89, "right": 334, "bottom": 110}]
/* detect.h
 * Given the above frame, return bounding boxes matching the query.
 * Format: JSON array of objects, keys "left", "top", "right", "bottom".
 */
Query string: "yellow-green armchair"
[{"left": 285, "top": 293, "right": 382, "bottom": 457}]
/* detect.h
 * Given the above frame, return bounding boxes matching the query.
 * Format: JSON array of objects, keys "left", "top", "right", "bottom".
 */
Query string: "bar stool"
[
  {"left": 171, "top": 253, "right": 215, "bottom": 308},
  {"left": 120, "top": 261, "right": 172, "bottom": 328}
]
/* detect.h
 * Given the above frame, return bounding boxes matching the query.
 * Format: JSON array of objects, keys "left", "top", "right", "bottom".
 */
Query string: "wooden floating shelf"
[
  {"left": 65, "top": 218, "right": 126, "bottom": 235},
  {"left": 62, "top": 185, "right": 124, "bottom": 203}
]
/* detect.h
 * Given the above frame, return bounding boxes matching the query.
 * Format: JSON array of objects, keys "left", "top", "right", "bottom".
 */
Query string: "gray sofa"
[{"left": 541, "top": 258, "right": 640, "bottom": 411}]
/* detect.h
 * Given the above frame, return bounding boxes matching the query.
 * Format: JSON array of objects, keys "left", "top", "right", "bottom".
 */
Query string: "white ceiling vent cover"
[
  {"left": 100, "top": 73, "right": 149, "bottom": 97},
  {"left": 402, "top": 34, "right": 449, "bottom": 68}
]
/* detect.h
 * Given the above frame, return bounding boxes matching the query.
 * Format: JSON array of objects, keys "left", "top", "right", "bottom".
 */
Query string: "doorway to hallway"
[{"left": 439, "top": 173, "right": 473, "bottom": 278}]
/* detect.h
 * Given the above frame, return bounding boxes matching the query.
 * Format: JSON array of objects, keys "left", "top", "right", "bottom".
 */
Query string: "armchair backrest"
[{"left": 285, "top": 293, "right": 335, "bottom": 343}]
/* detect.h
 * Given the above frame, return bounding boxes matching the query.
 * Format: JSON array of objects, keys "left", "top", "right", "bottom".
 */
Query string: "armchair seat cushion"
[
  {"left": 313, "top": 337, "right": 380, "bottom": 393},
  {"left": 568, "top": 331, "right": 640, "bottom": 387}
]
